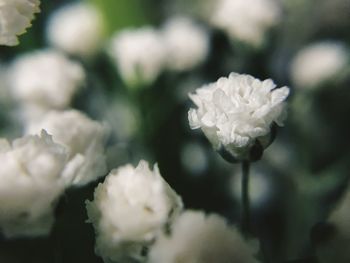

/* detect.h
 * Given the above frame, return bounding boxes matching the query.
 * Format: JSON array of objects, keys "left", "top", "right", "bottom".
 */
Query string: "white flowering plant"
[{"left": 0, "top": 0, "right": 350, "bottom": 263}]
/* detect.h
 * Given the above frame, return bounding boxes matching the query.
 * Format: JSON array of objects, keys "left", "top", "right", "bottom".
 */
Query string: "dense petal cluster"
[
  {"left": 290, "top": 42, "right": 348, "bottom": 89},
  {"left": 188, "top": 73, "right": 289, "bottom": 161},
  {"left": 27, "top": 110, "right": 109, "bottom": 186},
  {"left": 0, "top": 131, "right": 67, "bottom": 237},
  {"left": 0, "top": 0, "right": 40, "bottom": 46},
  {"left": 109, "top": 27, "right": 167, "bottom": 87},
  {"left": 86, "top": 160, "right": 183, "bottom": 262},
  {"left": 162, "top": 17, "right": 209, "bottom": 71},
  {"left": 46, "top": 2, "right": 104, "bottom": 58},
  {"left": 9, "top": 50, "right": 85, "bottom": 113},
  {"left": 210, "top": 0, "right": 280, "bottom": 46},
  {"left": 149, "top": 210, "right": 259, "bottom": 263}
]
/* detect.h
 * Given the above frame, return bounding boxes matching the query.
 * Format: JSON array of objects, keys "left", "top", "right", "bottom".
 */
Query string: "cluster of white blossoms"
[
  {"left": 27, "top": 110, "right": 109, "bottom": 186},
  {"left": 149, "top": 210, "right": 259, "bottom": 263},
  {"left": 46, "top": 2, "right": 104, "bottom": 59},
  {"left": 162, "top": 17, "right": 209, "bottom": 71},
  {"left": 108, "top": 17, "right": 209, "bottom": 87},
  {"left": 0, "top": 0, "right": 40, "bottom": 46},
  {"left": 0, "top": 131, "right": 67, "bottom": 238},
  {"left": 188, "top": 72, "right": 289, "bottom": 162},
  {"left": 209, "top": 0, "right": 281, "bottom": 46},
  {"left": 86, "top": 160, "right": 183, "bottom": 262},
  {"left": 290, "top": 41, "right": 348, "bottom": 89},
  {"left": 9, "top": 50, "right": 85, "bottom": 122},
  {"left": 109, "top": 27, "right": 167, "bottom": 87}
]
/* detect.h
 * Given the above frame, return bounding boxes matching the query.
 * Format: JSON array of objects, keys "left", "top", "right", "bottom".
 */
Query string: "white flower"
[
  {"left": 0, "top": 130, "right": 67, "bottom": 238},
  {"left": 290, "top": 41, "right": 348, "bottom": 89},
  {"left": 148, "top": 210, "right": 259, "bottom": 263},
  {"left": 86, "top": 160, "right": 183, "bottom": 262},
  {"left": 0, "top": 0, "right": 40, "bottom": 46},
  {"left": 162, "top": 17, "right": 210, "bottom": 71},
  {"left": 108, "top": 27, "right": 167, "bottom": 87},
  {"left": 188, "top": 72, "right": 289, "bottom": 161},
  {"left": 210, "top": 0, "right": 280, "bottom": 46},
  {"left": 9, "top": 50, "right": 85, "bottom": 111},
  {"left": 27, "top": 110, "right": 109, "bottom": 186},
  {"left": 46, "top": 2, "right": 104, "bottom": 58}
]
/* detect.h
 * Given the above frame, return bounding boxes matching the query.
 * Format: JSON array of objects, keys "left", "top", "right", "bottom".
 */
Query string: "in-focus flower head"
[
  {"left": 86, "top": 160, "right": 183, "bottom": 262},
  {"left": 290, "top": 41, "right": 348, "bottom": 89},
  {"left": 9, "top": 50, "right": 85, "bottom": 112},
  {"left": 108, "top": 27, "right": 167, "bottom": 88},
  {"left": 162, "top": 16, "right": 210, "bottom": 71},
  {"left": 149, "top": 210, "right": 259, "bottom": 263},
  {"left": 188, "top": 72, "right": 289, "bottom": 162},
  {"left": 210, "top": 0, "right": 281, "bottom": 47},
  {"left": 0, "top": 0, "right": 41, "bottom": 46},
  {"left": 0, "top": 130, "right": 67, "bottom": 238},
  {"left": 46, "top": 2, "right": 105, "bottom": 58},
  {"left": 27, "top": 109, "right": 109, "bottom": 186}
]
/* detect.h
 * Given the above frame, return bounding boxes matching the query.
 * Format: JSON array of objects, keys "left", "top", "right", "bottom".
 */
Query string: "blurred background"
[{"left": 0, "top": 0, "right": 350, "bottom": 262}]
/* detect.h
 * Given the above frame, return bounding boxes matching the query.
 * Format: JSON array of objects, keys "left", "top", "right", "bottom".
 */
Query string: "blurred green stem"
[{"left": 241, "top": 160, "right": 251, "bottom": 234}]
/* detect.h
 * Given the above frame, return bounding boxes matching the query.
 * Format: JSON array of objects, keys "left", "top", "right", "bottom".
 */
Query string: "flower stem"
[{"left": 241, "top": 160, "right": 251, "bottom": 234}]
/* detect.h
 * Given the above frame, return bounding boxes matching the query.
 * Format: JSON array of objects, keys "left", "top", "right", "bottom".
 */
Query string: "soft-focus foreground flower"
[
  {"left": 0, "top": 0, "right": 40, "bottom": 46},
  {"left": 108, "top": 27, "right": 167, "bottom": 87},
  {"left": 27, "top": 110, "right": 109, "bottom": 186},
  {"left": 162, "top": 16, "right": 210, "bottom": 72},
  {"left": 290, "top": 42, "right": 348, "bottom": 89},
  {"left": 188, "top": 72, "right": 289, "bottom": 162},
  {"left": 315, "top": 188, "right": 350, "bottom": 263},
  {"left": 0, "top": 130, "right": 67, "bottom": 238},
  {"left": 9, "top": 50, "right": 85, "bottom": 118},
  {"left": 46, "top": 2, "right": 104, "bottom": 58},
  {"left": 86, "top": 160, "right": 183, "bottom": 262},
  {"left": 210, "top": 0, "right": 280, "bottom": 47},
  {"left": 149, "top": 210, "right": 259, "bottom": 263}
]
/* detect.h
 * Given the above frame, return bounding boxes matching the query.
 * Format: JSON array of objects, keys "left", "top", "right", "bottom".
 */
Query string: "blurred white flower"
[
  {"left": 9, "top": 50, "right": 85, "bottom": 113},
  {"left": 149, "top": 210, "right": 259, "bottom": 263},
  {"left": 86, "top": 160, "right": 183, "bottom": 262},
  {"left": 27, "top": 110, "right": 109, "bottom": 186},
  {"left": 290, "top": 42, "right": 348, "bottom": 89},
  {"left": 46, "top": 2, "right": 104, "bottom": 58},
  {"left": 108, "top": 27, "right": 167, "bottom": 87},
  {"left": 0, "top": 130, "right": 67, "bottom": 238},
  {"left": 316, "top": 188, "right": 350, "bottom": 263},
  {"left": 210, "top": 0, "right": 280, "bottom": 46},
  {"left": 0, "top": 0, "right": 40, "bottom": 46},
  {"left": 188, "top": 72, "right": 289, "bottom": 161},
  {"left": 162, "top": 17, "right": 210, "bottom": 71}
]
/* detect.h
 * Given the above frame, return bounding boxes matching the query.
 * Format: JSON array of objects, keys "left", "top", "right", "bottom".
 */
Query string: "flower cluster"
[
  {"left": 0, "top": 131, "right": 67, "bottom": 237},
  {"left": 0, "top": 0, "right": 40, "bottom": 46},
  {"left": 109, "top": 27, "right": 167, "bottom": 87},
  {"left": 290, "top": 41, "right": 348, "bottom": 89},
  {"left": 46, "top": 2, "right": 105, "bottom": 59},
  {"left": 149, "top": 210, "right": 259, "bottom": 263},
  {"left": 108, "top": 17, "right": 209, "bottom": 87},
  {"left": 27, "top": 110, "right": 109, "bottom": 186},
  {"left": 210, "top": 0, "right": 281, "bottom": 46},
  {"left": 9, "top": 50, "right": 85, "bottom": 122},
  {"left": 86, "top": 160, "right": 183, "bottom": 262},
  {"left": 188, "top": 72, "right": 289, "bottom": 162}
]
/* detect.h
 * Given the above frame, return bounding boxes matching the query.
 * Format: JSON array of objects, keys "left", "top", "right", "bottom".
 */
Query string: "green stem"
[{"left": 241, "top": 160, "right": 251, "bottom": 234}]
